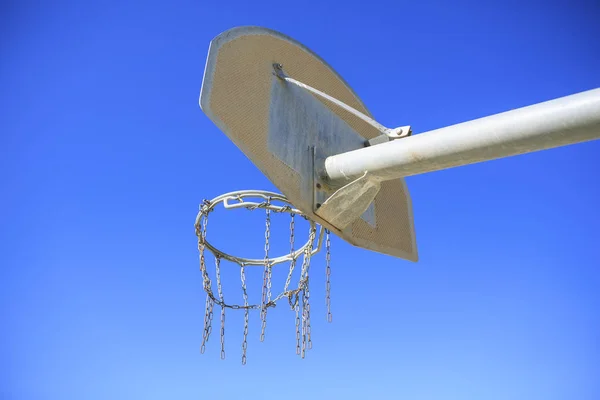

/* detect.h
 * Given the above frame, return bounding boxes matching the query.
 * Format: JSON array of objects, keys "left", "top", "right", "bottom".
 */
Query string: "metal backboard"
[{"left": 200, "top": 26, "right": 418, "bottom": 261}]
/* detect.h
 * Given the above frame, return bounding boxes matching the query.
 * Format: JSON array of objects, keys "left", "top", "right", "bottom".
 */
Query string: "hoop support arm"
[
  {"left": 323, "top": 88, "right": 600, "bottom": 183},
  {"left": 273, "top": 63, "right": 411, "bottom": 140}
]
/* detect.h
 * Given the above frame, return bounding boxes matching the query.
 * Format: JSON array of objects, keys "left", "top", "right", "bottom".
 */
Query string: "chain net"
[{"left": 195, "top": 190, "right": 332, "bottom": 364}]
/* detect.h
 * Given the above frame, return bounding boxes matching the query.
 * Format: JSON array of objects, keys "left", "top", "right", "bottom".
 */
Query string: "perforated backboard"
[{"left": 200, "top": 26, "right": 418, "bottom": 261}]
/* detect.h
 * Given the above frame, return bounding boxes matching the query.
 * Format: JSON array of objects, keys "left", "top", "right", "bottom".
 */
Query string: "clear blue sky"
[{"left": 2, "top": 1, "right": 599, "bottom": 399}]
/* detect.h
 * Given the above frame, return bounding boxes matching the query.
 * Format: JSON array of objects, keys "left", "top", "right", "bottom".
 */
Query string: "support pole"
[{"left": 324, "top": 89, "right": 600, "bottom": 183}]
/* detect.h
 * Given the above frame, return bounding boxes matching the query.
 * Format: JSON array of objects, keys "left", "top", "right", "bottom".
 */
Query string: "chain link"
[
  {"left": 260, "top": 199, "right": 272, "bottom": 342},
  {"left": 325, "top": 230, "right": 332, "bottom": 323},
  {"left": 266, "top": 265, "right": 272, "bottom": 306},
  {"left": 305, "top": 276, "right": 312, "bottom": 350},
  {"left": 215, "top": 257, "right": 225, "bottom": 360},
  {"left": 240, "top": 264, "right": 249, "bottom": 365},
  {"left": 295, "top": 302, "right": 301, "bottom": 355},
  {"left": 198, "top": 211, "right": 214, "bottom": 354},
  {"left": 215, "top": 256, "right": 224, "bottom": 302},
  {"left": 301, "top": 289, "right": 307, "bottom": 358},
  {"left": 201, "top": 296, "right": 214, "bottom": 353},
  {"left": 198, "top": 212, "right": 212, "bottom": 291},
  {"left": 300, "top": 225, "right": 316, "bottom": 358},
  {"left": 220, "top": 309, "right": 225, "bottom": 359},
  {"left": 283, "top": 213, "right": 297, "bottom": 294},
  {"left": 200, "top": 295, "right": 212, "bottom": 353}
]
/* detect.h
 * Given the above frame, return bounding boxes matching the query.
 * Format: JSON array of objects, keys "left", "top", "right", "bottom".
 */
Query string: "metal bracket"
[
  {"left": 365, "top": 126, "right": 412, "bottom": 147},
  {"left": 274, "top": 63, "right": 412, "bottom": 143},
  {"left": 315, "top": 172, "right": 380, "bottom": 230},
  {"left": 313, "top": 147, "right": 378, "bottom": 229}
]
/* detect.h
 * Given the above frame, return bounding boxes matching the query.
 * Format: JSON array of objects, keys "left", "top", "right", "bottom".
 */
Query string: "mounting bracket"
[{"left": 313, "top": 147, "right": 378, "bottom": 229}]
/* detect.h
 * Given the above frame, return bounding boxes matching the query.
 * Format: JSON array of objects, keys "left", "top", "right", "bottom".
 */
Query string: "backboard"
[{"left": 200, "top": 26, "right": 418, "bottom": 261}]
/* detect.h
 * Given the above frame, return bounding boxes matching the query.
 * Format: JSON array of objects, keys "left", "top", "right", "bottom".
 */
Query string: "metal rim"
[{"left": 195, "top": 190, "right": 323, "bottom": 266}]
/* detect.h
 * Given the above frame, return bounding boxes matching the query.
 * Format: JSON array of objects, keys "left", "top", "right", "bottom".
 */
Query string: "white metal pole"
[{"left": 324, "top": 88, "right": 600, "bottom": 183}]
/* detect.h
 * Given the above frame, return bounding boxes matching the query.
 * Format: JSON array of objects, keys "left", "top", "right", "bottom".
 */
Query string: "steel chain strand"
[
  {"left": 206, "top": 297, "right": 214, "bottom": 349},
  {"left": 308, "top": 227, "right": 322, "bottom": 351},
  {"left": 198, "top": 206, "right": 212, "bottom": 290},
  {"left": 208, "top": 297, "right": 214, "bottom": 333},
  {"left": 197, "top": 211, "right": 215, "bottom": 352},
  {"left": 220, "top": 306, "right": 226, "bottom": 360},
  {"left": 300, "top": 288, "right": 307, "bottom": 358},
  {"left": 297, "top": 226, "right": 317, "bottom": 290},
  {"left": 199, "top": 248, "right": 209, "bottom": 354},
  {"left": 259, "top": 269, "right": 268, "bottom": 336},
  {"left": 264, "top": 201, "right": 273, "bottom": 308},
  {"left": 284, "top": 212, "right": 301, "bottom": 355},
  {"left": 299, "top": 235, "right": 310, "bottom": 359},
  {"left": 266, "top": 264, "right": 273, "bottom": 306},
  {"left": 259, "top": 199, "right": 272, "bottom": 341},
  {"left": 200, "top": 295, "right": 211, "bottom": 353},
  {"left": 302, "top": 226, "right": 316, "bottom": 354},
  {"left": 282, "top": 224, "right": 316, "bottom": 309},
  {"left": 295, "top": 302, "right": 301, "bottom": 355},
  {"left": 240, "top": 263, "right": 249, "bottom": 365},
  {"left": 325, "top": 229, "right": 332, "bottom": 323},
  {"left": 215, "top": 256, "right": 225, "bottom": 360},
  {"left": 205, "top": 215, "right": 215, "bottom": 346},
  {"left": 283, "top": 213, "right": 297, "bottom": 295},
  {"left": 305, "top": 276, "right": 312, "bottom": 350}
]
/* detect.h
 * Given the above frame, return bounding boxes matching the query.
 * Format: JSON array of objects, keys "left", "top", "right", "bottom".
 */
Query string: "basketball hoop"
[
  {"left": 194, "top": 26, "right": 600, "bottom": 365},
  {"left": 195, "top": 190, "right": 332, "bottom": 364}
]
